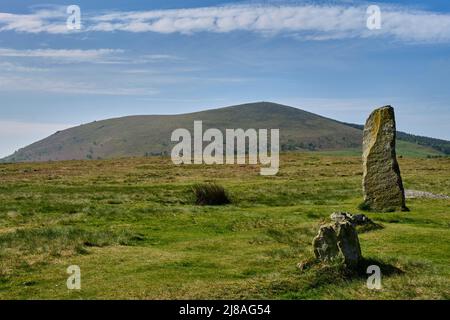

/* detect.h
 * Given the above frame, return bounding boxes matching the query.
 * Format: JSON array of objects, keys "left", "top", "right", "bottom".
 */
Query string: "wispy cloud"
[
  {"left": 0, "top": 48, "right": 124, "bottom": 62},
  {"left": 0, "top": 48, "right": 182, "bottom": 66},
  {"left": 0, "top": 61, "right": 49, "bottom": 72},
  {"left": 1, "top": 4, "right": 450, "bottom": 43},
  {"left": 0, "top": 75, "right": 158, "bottom": 96},
  {"left": 0, "top": 48, "right": 183, "bottom": 95}
]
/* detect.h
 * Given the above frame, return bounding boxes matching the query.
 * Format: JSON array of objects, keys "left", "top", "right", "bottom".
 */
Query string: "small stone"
[
  {"left": 362, "top": 106, "right": 407, "bottom": 212},
  {"left": 330, "top": 211, "right": 374, "bottom": 226},
  {"left": 330, "top": 212, "right": 352, "bottom": 223},
  {"left": 312, "top": 224, "right": 339, "bottom": 262},
  {"left": 352, "top": 214, "right": 369, "bottom": 225},
  {"left": 334, "top": 221, "right": 362, "bottom": 268},
  {"left": 7, "top": 211, "right": 20, "bottom": 219},
  {"left": 313, "top": 214, "right": 364, "bottom": 268},
  {"left": 330, "top": 211, "right": 382, "bottom": 233},
  {"left": 296, "top": 259, "right": 313, "bottom": 271}
]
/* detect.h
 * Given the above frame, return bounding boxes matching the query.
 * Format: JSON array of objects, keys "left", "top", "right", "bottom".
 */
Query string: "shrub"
[{"left": 192, "top": 183, "right": 231, "bottom": 205}]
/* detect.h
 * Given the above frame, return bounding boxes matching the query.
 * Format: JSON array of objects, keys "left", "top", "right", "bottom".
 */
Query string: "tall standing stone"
[{"left": 362, "top": 106, "right": 407, "bottom": 212}]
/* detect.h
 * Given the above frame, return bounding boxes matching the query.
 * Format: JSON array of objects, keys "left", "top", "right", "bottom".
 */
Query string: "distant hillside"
[
  {"left": 343, "top": 123, "right": 450, "bottom": 155},
  {"left": 2, "top": 102, "right": 447, "bottom": 163}
]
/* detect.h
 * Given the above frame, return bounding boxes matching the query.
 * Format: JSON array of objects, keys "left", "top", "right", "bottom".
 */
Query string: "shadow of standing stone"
[{"left": 362, "top": 106, "right": 408, "bottom": 212}]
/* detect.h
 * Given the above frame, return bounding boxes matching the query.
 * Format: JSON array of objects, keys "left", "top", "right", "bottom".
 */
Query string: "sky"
[{"left": 0, "top": 0, "right": 450, "bottom": 158}]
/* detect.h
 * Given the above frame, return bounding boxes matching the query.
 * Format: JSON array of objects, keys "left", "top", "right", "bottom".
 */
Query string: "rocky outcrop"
[{"left": 362, "top": 106, "right": 407, "bottom": 212}]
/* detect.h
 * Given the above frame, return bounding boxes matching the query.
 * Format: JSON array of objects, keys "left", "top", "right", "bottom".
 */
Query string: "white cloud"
[
  {"left": 88, "top": 5, "right": 366, "bottom": 36},
  {"left": 379, "top": 10, "right": 450, "bottom": 43},
  {"left": 1, "top": 4, "right": 449, "bottom": 43},
  {"left": 0, "top": 8, "right": 69, "bottom": 34}
]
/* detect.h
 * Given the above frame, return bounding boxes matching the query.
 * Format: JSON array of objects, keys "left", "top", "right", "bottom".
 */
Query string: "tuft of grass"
[{"left": 192, "top": 183, "right": 231, "bottom": 206}]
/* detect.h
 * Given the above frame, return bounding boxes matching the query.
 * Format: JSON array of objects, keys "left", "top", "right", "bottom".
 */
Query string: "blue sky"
[{"left": 0, "top": 0, "right": 450, "bottom": 157}]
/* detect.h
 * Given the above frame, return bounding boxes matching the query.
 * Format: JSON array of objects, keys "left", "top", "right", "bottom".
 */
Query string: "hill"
[{"left": 1, "top": 102, "right": 447, "bottom": 162}]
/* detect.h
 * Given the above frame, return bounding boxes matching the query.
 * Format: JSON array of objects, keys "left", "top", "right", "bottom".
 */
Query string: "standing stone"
[{"left": 362, "top": 106, "right": 407, "bottom": 212}]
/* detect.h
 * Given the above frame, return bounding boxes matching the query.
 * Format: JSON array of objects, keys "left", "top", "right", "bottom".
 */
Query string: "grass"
[
  {"left": 396, "top": 140, "right": 444, "bottom": 158},
  {"left": 313, "top": 140, "right": 445, "bottom": 158},
  {"left": 0, "top": 153, "right": 449, "bottom": 299}
]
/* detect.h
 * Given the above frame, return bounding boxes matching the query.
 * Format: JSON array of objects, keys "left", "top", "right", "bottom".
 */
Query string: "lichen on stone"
[{"left": 362, "top": 106, "right": 408, "bottom": 212}]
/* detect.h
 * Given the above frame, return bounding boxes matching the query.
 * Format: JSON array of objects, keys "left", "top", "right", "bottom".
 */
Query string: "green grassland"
[
  {"left": 0, "top": 153, "right": 449, "bottom": 299},
  {"left": 314, "top": 140, "right": 444, "bottom": 158}
]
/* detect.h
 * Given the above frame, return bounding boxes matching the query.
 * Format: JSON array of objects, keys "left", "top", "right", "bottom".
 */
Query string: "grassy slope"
[
  {"left": 343, "top": 122, "right": 450, "bottom": 155},
  {"left": 0, "top": 154, "right": 449, "bottom": 299},
  {"left": 317, "top": 140, "right": 444, "bottom": 158},
  {"left": 396, "top": 140, "right": 444, "bottom": 158}
]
